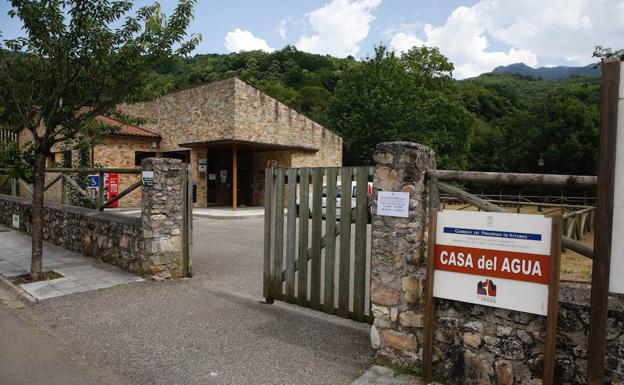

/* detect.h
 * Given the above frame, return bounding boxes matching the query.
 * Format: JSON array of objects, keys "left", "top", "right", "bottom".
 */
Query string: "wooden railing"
[
  {"left": 0, "top": 167, "right": 142, "bottom": 211},
  {"left": 427, "top": 170, "right": 597, "bottom": 259}
]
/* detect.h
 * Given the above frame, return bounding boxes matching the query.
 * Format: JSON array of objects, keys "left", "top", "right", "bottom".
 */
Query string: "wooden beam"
[
  {"left": 428, "top": 170, "right": 597, "bottom": 188},
  {"left": 436, "top": 181, "right": 594, "bottom": 259},
  {"left": 101, "top": 180, "right": 141, "bottom": 209},
  {"left": 588, "top": 58, "right": 621, "bottom": 385},
  {"left": 232, "top": 144, "right": 237, "bottom": 210}
]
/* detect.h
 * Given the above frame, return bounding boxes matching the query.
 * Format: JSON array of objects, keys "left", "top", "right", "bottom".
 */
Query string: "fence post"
[
  {"left": 10, "top": 177, "right": 17, "bottom": 196},
  {"left": 370, "top": 142, "right": 436, "bottom": 365},
  {"left": 61, "top": 173, "right": 66, "bottom": 204},
  {"left": 97, "top": 171, "right": 104, "bottom": 211},
  {"left": 141, "top": 158, "right": 185, "bottom": 280},
  {"left": 588, "top": 57, "right": 621, "bottom": 385}
]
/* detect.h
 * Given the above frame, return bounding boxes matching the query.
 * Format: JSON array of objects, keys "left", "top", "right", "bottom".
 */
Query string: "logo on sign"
[{"left": 477, "top": 279, "right": 497, "bottom": 303}]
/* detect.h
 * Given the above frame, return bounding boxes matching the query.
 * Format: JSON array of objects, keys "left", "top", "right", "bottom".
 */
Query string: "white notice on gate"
[{"left": 377, "top": 191, "right": 410, "bottom": 218}]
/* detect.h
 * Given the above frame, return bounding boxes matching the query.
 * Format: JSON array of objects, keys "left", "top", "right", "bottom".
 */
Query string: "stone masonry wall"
[
  {"left": 370, "top": 141, "right": 624, "bottom": 385},
  {"left": 0, "top": 158, "right": 186, "bottom": 280},
  {"left": 92, "top": 136, "right": 156, "bottom": 207},
  {"left": 117, "top": 78, "right": 236, "bottom": 152},
  {"left": 233, "top": 78, "right": 342, "bottom": 168},
  {"left": 0, "top": 194, "right": 144, "bottom": 274},
  {"left": 430, "top": 286, "right": 624, "bottom": 385},
  {"left": 141, "top": 158, "right": 185, "bottom": 280},
  {"left": 370, "top": 142, "right": 436, "bottom": 365}
]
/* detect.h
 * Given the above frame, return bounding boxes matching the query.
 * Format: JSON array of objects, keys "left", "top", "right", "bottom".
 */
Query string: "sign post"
[
  {"left": 423, "top": 210, "right": 562, "bottom": 385},
  {"left": 588, "top": 58, "right": 621, "bottom": 385}
]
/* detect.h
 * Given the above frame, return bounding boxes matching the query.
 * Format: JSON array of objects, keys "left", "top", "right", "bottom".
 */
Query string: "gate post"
[
  {"left": 370, "top": 142, "right": 436, "bottom": 366},
  {"left": 141, "top": 158, "right": 185, "bottom": 281}
]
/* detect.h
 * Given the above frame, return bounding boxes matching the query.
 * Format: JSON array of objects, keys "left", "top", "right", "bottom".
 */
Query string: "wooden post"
[
  {"left": 232, "top": 144, "right": 237, "bottom": 210},
  {"left": 61, "top": 173, "right": 66, "bottom": 204},
  {"left": 588, "top": 58, "right": 620, "bottom": 385},
  {"left": 263, "top": 164, "right": 275, "bottom": 303},
  {"left": 543, "top": 215, "right": 562, "bottom": 385},
  {"left": 423, "top": 210, "right": 438, "bottom": 384},
  {"left": 97, "top": 171, "right": 104, "bottom": 211}
]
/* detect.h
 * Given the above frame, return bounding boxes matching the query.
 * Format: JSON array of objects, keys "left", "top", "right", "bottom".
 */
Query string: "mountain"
[{"left": 490, "top": 63, "right": 600, "bottom": 80}]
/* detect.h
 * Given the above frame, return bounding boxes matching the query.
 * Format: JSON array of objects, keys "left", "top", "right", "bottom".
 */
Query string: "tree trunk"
[{"left": 30, "top": 150, "right": 47, "bottom": 280}]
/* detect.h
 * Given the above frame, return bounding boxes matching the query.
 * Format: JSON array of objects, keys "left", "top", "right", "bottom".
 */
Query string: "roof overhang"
[{"left": 178, "top": 139, "right": 319, "bottom": 153}]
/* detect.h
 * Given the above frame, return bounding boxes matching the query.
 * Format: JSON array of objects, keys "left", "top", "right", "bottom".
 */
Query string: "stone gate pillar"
[
  {"left": 141, "top": 158, "right": 184, "bottom": 281},
  {"left": 370, "top": 141, "right": 436, "bottom": 365}
]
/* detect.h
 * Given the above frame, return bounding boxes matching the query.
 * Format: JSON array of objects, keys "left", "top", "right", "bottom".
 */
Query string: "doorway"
[{"left": 206, "top": 150, "right": 254, "bottom": 207}]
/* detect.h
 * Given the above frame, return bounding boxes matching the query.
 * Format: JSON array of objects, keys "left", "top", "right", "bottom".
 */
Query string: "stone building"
[
  {"left": 19, "top": 77, "right": 343, "bottom": 208},
  {"left": 117, "top": 77, "right": 342, "bottom": 208}
]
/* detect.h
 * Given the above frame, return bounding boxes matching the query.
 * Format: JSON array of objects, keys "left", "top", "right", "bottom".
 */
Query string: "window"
[{"left": 135, "top": 151, "right": 156, "bottom": 166}]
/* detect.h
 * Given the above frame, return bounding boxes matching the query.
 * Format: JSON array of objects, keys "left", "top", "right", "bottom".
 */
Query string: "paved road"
[
  {"left": 0, "top": 285, "right": 132, "bottom": 385},
  {"left": 3, "top": 217, "right": 373, "bottom": 385}
]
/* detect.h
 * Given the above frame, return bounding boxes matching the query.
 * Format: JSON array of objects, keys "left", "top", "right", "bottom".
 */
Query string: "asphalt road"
[{"left": 3, "top": 217, "right": 373, "bottom": 385}]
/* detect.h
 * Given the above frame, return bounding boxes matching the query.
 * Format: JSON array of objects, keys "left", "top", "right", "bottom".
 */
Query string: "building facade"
[
  {"left": 117, "top": 77, "right": 342, "bottom": 208},
  {"left": 18, "top": 77, "right": 342, "bottom": 208}
]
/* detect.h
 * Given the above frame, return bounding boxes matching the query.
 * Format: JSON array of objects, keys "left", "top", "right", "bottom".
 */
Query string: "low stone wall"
[
  {"left": 0, "top": 194, "right": 144, "bottom": 274},
  {"left": 371, "top": 142, "right": 624, "bottom": 385},
  {"left": 429, "top": 285, "right": 624, "bottom": 385},
  {"left": 0, "top": 157, "right": 187, "bottom": 280}
]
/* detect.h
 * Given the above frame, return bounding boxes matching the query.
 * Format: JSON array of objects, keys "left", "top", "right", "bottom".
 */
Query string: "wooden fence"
[
  {"left": 0, "top": 167, "right": 142, "bottom": 210},
  {"left": 264, "top": 166, "right": 374, "bottom": 323}
]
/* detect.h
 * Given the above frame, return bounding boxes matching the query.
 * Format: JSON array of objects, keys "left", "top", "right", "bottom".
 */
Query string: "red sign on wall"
[{"left": 107, "top": 173, "right": 119, "bottom": 208}]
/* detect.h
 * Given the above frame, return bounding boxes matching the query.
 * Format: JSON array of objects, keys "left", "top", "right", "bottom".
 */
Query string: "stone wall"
[
  {"left": 370, "top": 141, "right": 436, "bottom": 365},
  {"left": 118, "top": 78, "right": 236, "bottom": 152},
  {"left": 140, "top": 158, "right": 186, "bottom": 280},
  {"left": 0, "top": 158, "right": 187, "bottom": 280},
  {"left": 430, "top": 286, "right": 624, "bottom": 385},
  {"left": 233, "top": 79, "right": 342, "bottom": 168},
  {"left": 92, "top": 136, "right": 155, "bottom": 207},
  {"left": 370, "top": 141, "right": 624, "bottom": 385},
  {"left": 117, "top": 77, "right": 342, "bottom": 207},
  {"left": 0, "top": 194, "right": 144, "bottom": 274}
]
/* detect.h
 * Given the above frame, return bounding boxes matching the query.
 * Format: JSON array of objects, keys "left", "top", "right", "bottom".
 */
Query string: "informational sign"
[
  {"left": 433, "top": 211, "right": 553, "bottom": 316},
  {"left": 141, "top": 171, "right": 154, "bottom": 186},
  {"left": 609, "top": 63, "right": 624, "bottom": 294},
  {"left": 208, "top": 173, "right": 216, "bottom": 181},
  {"left": 220, "top": 170, "right": 227, "bottom": 183},
  {"left": 87, "top": 175, "right": 99, "bottom": 188},
  {"left": 377, "top": 191, "right": 410, "bottom": 218},
  {"left": 12, "top": 214, "right": 19, "bottom": 229}
]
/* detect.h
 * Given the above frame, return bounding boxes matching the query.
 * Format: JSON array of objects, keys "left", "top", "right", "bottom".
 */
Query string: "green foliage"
[
  {"left": 0, "top": 139, "right": 33, "bottom": 182},
  {"left": 0, "top": 0, "right": 201, "bottom": 154},
  {"left": 141, "top": 43, "right": 600, "bottom": 174},
  {"left": 460, "top": 73, "right": 600, "bottom": 175},
  {"left": 327, "top": 45, "right": 473, "bottom": 167}
]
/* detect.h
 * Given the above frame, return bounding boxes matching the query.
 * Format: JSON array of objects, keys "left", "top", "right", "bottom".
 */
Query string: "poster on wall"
[
  {"left": 432, "top": 211, "right": 553, "bottom": 316},
  {"left": 377, "top": 191, "right": 410, "bottom": 218}
]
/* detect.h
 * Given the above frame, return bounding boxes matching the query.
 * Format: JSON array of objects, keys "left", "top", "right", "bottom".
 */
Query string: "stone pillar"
[
  {"left": 141, "top": 158, "right": 184, "bottom": 281},
  {"left": 370, "top": 141, "right": 436, "bottom": 366}
]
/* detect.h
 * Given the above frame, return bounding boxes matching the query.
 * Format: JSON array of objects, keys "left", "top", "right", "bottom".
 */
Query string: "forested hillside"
[{"left": 145, "top": 45, "right": 600, "bottom": 175}]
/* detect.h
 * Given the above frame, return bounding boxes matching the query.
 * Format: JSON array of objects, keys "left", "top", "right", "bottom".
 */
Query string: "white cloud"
[
  {"left": 389, "top": 0, "right": 624, "bottom": 79},
  {"left": 389, "top": 32, "right": 424, "bottom": 54},
  {"left": 277, "top": 19, "right": 288, "bottom": 40},
  {"left": 296, "top": 0, "right": 382, "bottom": 57},
  {"left": 224, "top": 28, "right": 273, "bottom": 52}
]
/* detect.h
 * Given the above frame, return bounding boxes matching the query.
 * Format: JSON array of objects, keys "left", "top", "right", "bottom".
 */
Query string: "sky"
[{"left": 1, "top": 0, "right": 623, "bottom": 79}]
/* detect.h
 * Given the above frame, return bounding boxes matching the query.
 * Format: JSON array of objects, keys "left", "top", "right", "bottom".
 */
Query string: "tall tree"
[
  {"left": 327, "top": 45, "right": 473, "bottom": 167},
  {"left": 0, "top": 0, "right": 200, "bottom": 279}
]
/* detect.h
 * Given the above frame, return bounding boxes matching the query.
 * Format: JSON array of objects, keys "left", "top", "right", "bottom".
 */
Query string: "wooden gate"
[{"left": 263, "top": 166, "right": 374, "bottom": 323}]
